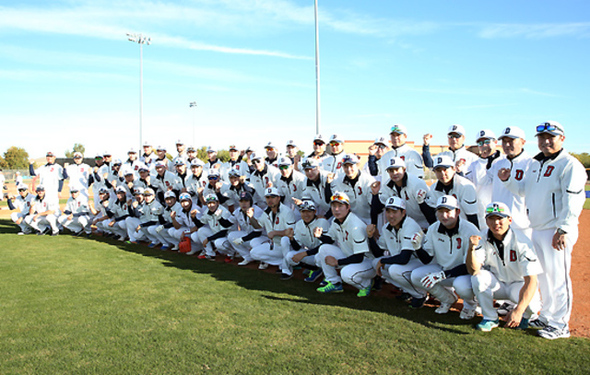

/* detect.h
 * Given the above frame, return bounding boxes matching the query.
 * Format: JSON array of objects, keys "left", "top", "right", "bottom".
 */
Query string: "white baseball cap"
[
  {"left": 190, "top": 158, "right": 204, "bottom": 167},
  {"left": 264, "top": 187, "right": 280, "bottom": 197},
  {"left": 204, "top": 193, "right": 218, "bottom": 202},
  {"left": 385, "top": 196, "right": 406, "bottom": 210},
  {"left": 301, "top": 158, "right": 320, "bottom": 169},
  {"left": 374, "top": 136, "right": 388, "bottom": 147},
  {"left": 448, "top": 124, "right": 465, "bottom": 136},
  {"left": 250, "top": 152, "right": 263, "bottom": 161},
  {"left": 476, "top": 129, "right": 496, "bottom": 141},
  {"left": 298, "top": 200, "right": 317, "bottom": 211},
  {"left": 498, "top": 126, "right": 526, "bottom": 140},
  {"left": 433, "top": 155, "right": 454, "bottom": 170},
  {"left": 264, "top": 142, "right": 277, "bottom": 150},
  {"left": 436, "top": 195, "right": 459, "bottom": 210},
  {"left": 206, "top": 146, "right": 216, "bottom": 153},
  {"left": 536, "top": 121, "right": 565, "bottom": 137},
  {"left": 278, "top": 157, "right": 292, "bottom": 166},
  {"left": 164, "top": 191, "right": 176, "bottom": 199},
  {"left": 313, "top": 134, "right": 325, "bottom": 143},
  {"left": 329, "top": 134, "right": 344, "bottom": 144},
  {"left": 286, "top": 140, "right": 297, "bottom": 148},
  {"left": 330, "top": 191, "right": 350, "bottom": 205},
  {"left": 386, "top": 157, "right": 406, "bottom": 170},
  {"left": 390, "top": 124, "right": 407, "bottom": 135},
  {"left": 485, "top": 201, "right": 511, "bottom": 218},
  {"left": 341, "top": 154, "right": 359, "bottom": 165}
]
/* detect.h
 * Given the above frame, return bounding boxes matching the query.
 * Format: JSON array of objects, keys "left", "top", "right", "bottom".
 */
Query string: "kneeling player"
[
  {"left": 7, "top": 185, "right": 35, "bottom": 235},
  {"left": 466, "top": 202, "right": 542, "bottom": 332}
]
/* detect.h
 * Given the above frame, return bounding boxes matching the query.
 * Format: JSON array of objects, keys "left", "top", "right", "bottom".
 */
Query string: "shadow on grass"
[{"left": 0, "top": 219, "right": 475, "bottom": 335}]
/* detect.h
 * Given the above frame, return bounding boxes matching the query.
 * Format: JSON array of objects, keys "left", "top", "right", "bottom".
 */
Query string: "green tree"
[
  {"left": 571, "top": 152, "right": 590, "bottom": 168},
  {"left": 3, "top": 146, "right": 30, "bottom": 169},
  {"left": 65, "top": 143, "right": 86, "bottom": 158}
]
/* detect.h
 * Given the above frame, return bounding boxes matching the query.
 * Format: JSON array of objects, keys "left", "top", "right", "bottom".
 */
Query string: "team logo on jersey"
[
  {"left": 510, "top": 250, "right": 517, "bottom": 262},
  {"left": 543, "top": 166, "right": 555, "bottom": 177}
]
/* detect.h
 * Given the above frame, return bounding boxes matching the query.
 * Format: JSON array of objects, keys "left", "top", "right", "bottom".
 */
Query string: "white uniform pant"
[
  {"left": 227, "top": 231, "right": 266, "bottom": 262},
  {"left": 250, "top": 238, "right": 284, "bottom": 267},
  {"left": 411, "top": 264, "right": 475, "bottom": 307},
  {"left": 11, "top": 212, "right": 34, "bottom": 233},
  {"left": 25, "top": 214, "right": 59, "bottom": 234},
  {"left": 95, "top": 220, "right": 113, "bottom": 235},
  {"left": 472, "top": 269, "right": 541, "bottom": 321},
  {"left": 373, "top": 257, "right": 426, "bottom": 299},
  {"left": 139, "top": 224, "right": 161, "bottom": 244},
  {"left": 153, "top": 225, "right": 177, "bottom": 246},
  {"left": 317, "top": 244, "right": 376, "bottom": 290},
  {"left": 58, "top": 214, "right": 91, "bottom": 234},
  {"left": 191, "top": 227, "right": 232, "bottom": 257},
  {"left": 281, "top": 236, "right": 318, "bottom": 276},
  {"left": 125, "top": 217, "right": 147, "bottom": 242},
  {"left": 109, "top": 220, "right": 128, "bottom": 238},
  {"left": 532, "top": 228, "right": 577, "bottom": 329}
]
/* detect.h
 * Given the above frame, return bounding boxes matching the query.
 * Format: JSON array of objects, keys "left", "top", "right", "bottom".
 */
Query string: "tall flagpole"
[{"left": 314, "top": 0, "right": 321, "bottom": 135}]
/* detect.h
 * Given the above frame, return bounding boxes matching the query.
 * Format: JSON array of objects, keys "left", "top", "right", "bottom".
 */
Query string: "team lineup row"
[{"left": 6, "top": 120, "right": 587, "bottom": 340}]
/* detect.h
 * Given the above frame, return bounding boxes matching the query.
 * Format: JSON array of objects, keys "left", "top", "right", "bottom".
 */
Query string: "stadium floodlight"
[
  {"left": 189, "top": 102, "right": 197, "bottom": 146},
  {"left": 127, "top": 33, "right": 151, "bottom": 150}
]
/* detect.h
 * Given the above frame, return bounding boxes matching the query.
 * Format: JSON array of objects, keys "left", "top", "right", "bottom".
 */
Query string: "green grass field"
[{"left": 0, "top": 219, "right": 589, "bottom": 374}]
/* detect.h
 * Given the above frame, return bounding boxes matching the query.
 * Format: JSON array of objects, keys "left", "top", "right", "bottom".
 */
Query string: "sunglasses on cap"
[
  {"left": 390, "top": 126, "right": 404, "bottom": 134},
  {"left": 536, "top": 123, "right": 560, "bottom": 133},
  {"left": 74, "top": 156, "right": 82, "bottom": 159},
  {"left": 477, "top": 139, "right": 492, "bottom": 146},
  {"left": 252, "top": 159, "right": 263, "bottom": 164},
  {"left": 486, "top": 205, "right": 507, "bottom": 215},
  {"left": 208, "top": 175, "right": 219, "bottom": 180},
  {"left": 330, "top": 193, "right": 349, "bottom": 203},
  {"left": 205, "top": 195, "right": 218, "bottom": 203}
]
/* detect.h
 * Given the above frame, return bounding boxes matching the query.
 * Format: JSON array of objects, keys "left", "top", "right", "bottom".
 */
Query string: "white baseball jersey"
[
  {"left": 202, "top": 181, "right": 233, "bottom": 208},
  {"left": 380, "top": 144, "right": 425, "bottom": 178},
  {"left": 140, "top": 152, "right": 157, "bottom": 167},
  {"left": 321, "top": 152, "right": 346, "bottom": 176},
  {"left": 436, "top": 146, "right": 478, "bottom": 174},
  {"left": 122, "top": 159, "right": 144, "bottom": 179},
  {"left": 65, "top": 162, "right": 92, "bottom": 194},
  {"left": 11, "top": 193, "right": 35, "bottom": 214},
  {"left": 325, "top": 212, "right": 370, "bottom": 258},
  {"left": 221, "top": 160, "right": 249, "bottom": 181},
  {"left": 378, "top": 173, "right": 431, "bottom": 229},
  {"left": 331, "top": 171, "right": 376, "bottom": 223},
  {"left": 274, "top": 169, "right": 306, "bottom": 209},
  {"left": 377, "top": 216, "right": 424, "bottom": 257},
  {"left": 32, "top": 163, "right": 64, "bottom": 201},
  {"left": 487, "top": 151, "right": 533, "bottom": 230},
  {"left": 466, "top": 152, "right": 501, "bottom": 224},
  {"left": 139, "top": 199, "right": 164, "bottom": 224},
  {"left": 197, "top": 205, "right": 236, "bottom": 235},
  {"left": 63, "top": 194, "right": 91, "bottom": 217},
  {"left": 422, "top": 218, "right": 480, "bottom": 271},
  {"left": 249, "top": 165, "right": 281, "bottom": 206},
  {"left": 174, "top": 203, "right": 202, "bottom": 230},
  {"left": 185, "top": 171, "right": 209, "bottom": 196},
  {"left": 30, "top": 196, "right": 59, "bottom": 215},
  {"left": 292, "top": 217, "right": 330, "bottom": 249},
  {"left": 426, "top": 175, "right": 479, "bottom": 219},
  {"left": 233, "top": 205, "right": 265, "bottom": 235},
  {"left": 503, "top": 148, "right": 586, "bottom": 233},
  {"left": 300, "top": 170, "right": 332, "bottom": 217},
  {"left": 257, "top": 203, "right": 296, "bottom": 246},
  {"left": 152, "top": 171, "right": 182, "bottom": 196},
  {"left": 161, "top": 201, "right": 183, "bottom": 227},
  {"left": 474, "top": 228, "right": 543, "bottom": 284}
]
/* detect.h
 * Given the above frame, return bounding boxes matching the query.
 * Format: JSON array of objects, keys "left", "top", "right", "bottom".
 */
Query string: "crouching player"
[
  {"left": 7, "top": 184, "right": 35, "bottom": 235},
  {"left": 314, "top": 192, "right": 376, "bottom": 297},
  {"left": 154, "top": 191, "right": 183, "bottom": 250},
  {"left": 466, "top": 202, "right": 542, "bottom": 332},
  {"left": 25, "top": 185, "right": 60, "bottom": 236},
  {"left": 227, "top": 192, "right": 266, "bottom": 266},
  {"left": 190, "top": 194, "right": 236, "bottom": 261},
  {"left": 280, "top": 199, "right": 330, "bottom": 281},
  {"left": 410, "top": 195, "right": 480, "bottom": 319},
  {"left": 169, "top": 192, "right": 201, "bottom": 254},
  {"left": 58, "top": 187, "right": 93, "bottom": 236},
  {"left": 370, "top": 197, "right": 426, "bottom": 308}
]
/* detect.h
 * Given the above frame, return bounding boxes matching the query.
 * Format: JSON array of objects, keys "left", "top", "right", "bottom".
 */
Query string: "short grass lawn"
[{"left": 0, "top": 219, "right": 588, "bottom": 374}]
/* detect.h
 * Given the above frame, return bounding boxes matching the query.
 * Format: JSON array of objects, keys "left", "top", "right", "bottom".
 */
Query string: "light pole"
[
  {"left": 127, "top": 33, "right": 151, "bottom": 150},
  {"left": 314, "top": 0, "right": 321, "bottom": 135},
  {"left": 189, "top": 102, "right": 197, "bottom": 146}
]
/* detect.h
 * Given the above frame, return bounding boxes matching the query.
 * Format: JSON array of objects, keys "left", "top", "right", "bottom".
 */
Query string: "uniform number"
[
  {"left": 456, "top": 238, "right": 462, "bottom": 249},
  {"left": 510, "top": 250, "right": 517, "bottom": 262}
]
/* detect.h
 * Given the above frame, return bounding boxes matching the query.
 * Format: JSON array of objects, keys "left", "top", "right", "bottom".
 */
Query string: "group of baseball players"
[{"left": 6, "top": 120, "right": 586, "bottom": 339}]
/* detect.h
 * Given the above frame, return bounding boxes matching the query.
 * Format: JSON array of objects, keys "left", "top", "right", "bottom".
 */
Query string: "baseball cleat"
[
  {"left": 318, "top": 279, "right": 329, "bottom": 287},
  {"left": 304, "top": 270, "right": 323, "bottom": 283},
  {"left": 528, "top": 318, "right": 548, "bottom": 329},
  {"left": 357, "top": 286, "right": 371, "bottom": 298},
  {"left": 410, "top": 296, "right": 427, "bottom": 309},
  {"left": 258, "top": 262, "right": 269, "bottom": 270},
  {"left": 537, "top": 326, "right": 570, "bottom": 340},
  {"left": 476, "top": 319, "right": 500, "bottom": 332},
  {"left": 280, "top": 273, "right": 293, "bottom": 281},
  {"left": 396, "top": 292, "right": 412, "bottom": 302},
  {"left": 435, "top": 302, "right": 454, "bottom": 314},
  {"left": 224, "top": 255, "right": 233, "bottom": 263},
  {"left": 316, "top": 281, "right": 343, "bottom": 293},
  {"left": 460, "top": 306, "right": 477, "bottom": 320},
  {"left": 237, "top": 259, "right": 251, "bottom": 266},
  {"left": 517, "top": 318, "right": 529, "bottom": 330}
]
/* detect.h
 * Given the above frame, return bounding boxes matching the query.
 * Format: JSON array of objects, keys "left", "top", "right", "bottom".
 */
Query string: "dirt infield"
[{"left": 1, "top": 182, "right": 590, "bottom": 337}]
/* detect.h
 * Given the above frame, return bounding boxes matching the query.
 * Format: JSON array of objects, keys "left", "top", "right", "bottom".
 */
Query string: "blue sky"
[{"left": 1, "top": 0, "right": 589, "bottom": 159}]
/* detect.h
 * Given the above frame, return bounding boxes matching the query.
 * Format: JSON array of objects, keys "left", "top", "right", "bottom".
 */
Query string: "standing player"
[
  {"left": 499, "top": 121, "right": 586, "bottom": 339},
  {"left": 307, "top": 134, "right": 328, "bottom": 162},
  {"left": 205, "top": 147, "right": 223, "bottom": 171},
  {"left": 423, "top": 125, "right": 478, "bottom": 175},
  {"left": 313, "top": 192, "right": 376, "bottom": 297},
  {"left": 321, "top": 134, "right": 346, "bottom": 176},
  {"left": 140, "top": 142, "right": 157, "bottom": 167},
  {"left": 64, "top": 152, "right": 93, "bottom": 200},
  {"left": 466, "top": 202, "right": 542, "bottom": 332},
  {"left": 330, "top": 154, "right": 375, "bottom": 224},
  {"left": 249, "top": 153, "right": 280, "bottom": 209},
  {"left": 221, "top": 145, "right": 248, "bottom": 181},
  {"left": 299, "top": 158, "right": 332, "bottom": 218},
  {"left": 29, "top": 151, "right": 64, "bottom": 205},
  {"left": 363, "top": 137, "right": 389, "bottom": 178},
  {"left": 410, "top": 195, "right": 480, "bottom": 319},
  {"left": 264, "top": 142, "right": 280, "bottom": 168},
  {"left": 274, "top": 157, "right": 306, "bottom": 215},
  {"left": 425, "top": 155, "right": 479, "bottom": 228},
  {"left": 379, "top": 124, "right": 425, "bottom": 178}
]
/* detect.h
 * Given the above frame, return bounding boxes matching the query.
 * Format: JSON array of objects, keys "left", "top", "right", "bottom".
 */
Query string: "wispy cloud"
[
  {"left": 477, "top": 22, "right": 590, "bottom": 39},
  {"left": 403, "top": 86, "right": 559, "bottom": 97}
]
